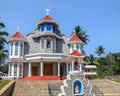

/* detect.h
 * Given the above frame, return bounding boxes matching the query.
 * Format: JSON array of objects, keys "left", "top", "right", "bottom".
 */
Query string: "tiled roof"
[
  {"left": 69, "top": 35, "right": 83, "bottom": 43},
  {"left": 40, "top": 15, "right": 54, "bottom": 21},
  {"left": 70, "top": 50, "right": 85, "bottom": 57},
  {"left": 10, "top": 32, "right": 25, "bottom": 40}
]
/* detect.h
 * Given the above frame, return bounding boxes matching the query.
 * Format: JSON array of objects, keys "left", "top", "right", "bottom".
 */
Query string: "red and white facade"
[{"left": 7, "top": 12, "right": 96, "bottom": 79}]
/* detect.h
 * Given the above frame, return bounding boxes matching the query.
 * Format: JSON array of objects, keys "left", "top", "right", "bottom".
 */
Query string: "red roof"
[
  {"left": 10, "top": 32, "right": 25, "bottom": 40},
  {"left": 70, "top": 50, "right": 85, "bottom": 57},
  {"left": 40, "top": 15, "right": 54, "bottom": 21},
  {"left": 69, "top": 35, "right": 83, "bottom": 43}
]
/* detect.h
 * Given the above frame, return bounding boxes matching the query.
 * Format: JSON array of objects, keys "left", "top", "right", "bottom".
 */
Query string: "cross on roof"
[{"left": 45, "top": 9, "right": 50, "bottom": 15}]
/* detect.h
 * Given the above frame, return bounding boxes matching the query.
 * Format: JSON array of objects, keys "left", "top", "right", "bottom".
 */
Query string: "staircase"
[
  {"left": 13, "top": 80, "right": 49, "bottom": 96},
  {"left": 91, "top": 79, "right": 120, "bottom": 96},
  {"left": 48, "top": 81, "right": 63, "bottom": 96},
  {"left": 12, "top": 80, "right": 63, "bottom": 96}
]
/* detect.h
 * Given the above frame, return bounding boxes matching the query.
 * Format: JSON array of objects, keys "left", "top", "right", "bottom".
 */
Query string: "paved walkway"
[{"left": 91, "top": 79, "right": 120, "bottom": 96}]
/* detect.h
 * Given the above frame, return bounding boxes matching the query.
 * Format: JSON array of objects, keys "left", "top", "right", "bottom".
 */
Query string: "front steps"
[
  {"left": 91, "top": 79, "right": 120, "bottom": 96},
  {"left": 12, "top": 80, "right": 63, "bottom": 96}
]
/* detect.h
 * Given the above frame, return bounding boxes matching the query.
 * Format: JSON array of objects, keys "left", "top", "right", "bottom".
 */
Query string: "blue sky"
[{"left": 0, "top": 0, "right": 120, "bottom": 56}]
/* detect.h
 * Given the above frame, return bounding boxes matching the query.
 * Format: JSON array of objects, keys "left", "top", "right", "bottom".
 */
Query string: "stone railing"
[{"left": 0, "top": 80, "right": 15, "bottom": 96}]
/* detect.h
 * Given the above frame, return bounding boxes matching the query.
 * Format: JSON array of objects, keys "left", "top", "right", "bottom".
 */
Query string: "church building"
[{"left": 7, "top": 10, "right": 96, "bottom": 80}]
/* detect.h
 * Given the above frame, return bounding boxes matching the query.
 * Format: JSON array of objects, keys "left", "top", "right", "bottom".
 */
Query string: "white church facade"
[{"left": 7, "top": 11, "right": 96, "bottom": 80}]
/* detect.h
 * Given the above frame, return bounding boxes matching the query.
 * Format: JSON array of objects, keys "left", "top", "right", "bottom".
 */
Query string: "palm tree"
[
  {"left": 0, "top": 23, "right": 9, "bottom": 49},
  {"left": 95, "top": 45, "right": 105, "bottom": 57},
  {"left": 0, "top": 22, "right": 9, "bottom": 65},
  {"left": 72, "top": 26, "right": 89, "bottom": 44},
  {"left": 0, "top": 50, "right": 8, "bottom": 65}
]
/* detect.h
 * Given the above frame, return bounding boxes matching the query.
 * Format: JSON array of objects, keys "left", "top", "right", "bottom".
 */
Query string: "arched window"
[
  {"left": 73, "top": 80, "right": 83, "bottom": 95},
  {"left": 46, "top": 23, "right": 51, "bottom": 31},
  {"left": 15, "top": 43, "right": 18, "bottom": 55},
  {"left": 40, "top": 24, "right": 44, "bottom": 32},
  {"left": 20, "top": 43, "right": 23, "bottom": 56},
  {"left": 11, "top": 43, "right": 13, "bottom": 55},
  {"left": 47, "top": 39, "right": 51, "bottom": 48}
]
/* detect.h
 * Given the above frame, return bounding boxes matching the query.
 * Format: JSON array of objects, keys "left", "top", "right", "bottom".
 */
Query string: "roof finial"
[
  {"left": 45, "top": 9, "right": 50, "bottom": 15},
  {"left": 17, "top": 27, "right": 20, "bottom": 32}
]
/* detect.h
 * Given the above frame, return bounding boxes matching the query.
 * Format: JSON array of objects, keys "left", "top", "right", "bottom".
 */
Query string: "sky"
[{"left": 0, "top": 0, "right": 120, "bottom": 56}]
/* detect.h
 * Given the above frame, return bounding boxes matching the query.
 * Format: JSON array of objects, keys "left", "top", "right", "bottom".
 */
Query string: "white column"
[
  {"left": 40, "top": 59, "right": 43, "bottom": 76},
  {"left": 28, "top": 62, "right": 31, "bottom": 77},
  {"left": 18, "top": 42, "right": 20, "bottom": 57},
  {"left": 66, "top": 62, "right": 69, "bottom": 75},
  {"left": 17, "top": 64, "right": 20, "bottom": 78},
  {"left": 72, "top": 61, "right": 74, "bottom": 71},
  {"left": 13, "top": 42, "right": 15, "bottom": 56},
  {"left": 11, "top": 64, "right": 14, "bottom": 77},
  {"left": 58, "top": 60, "right": 60, "bottom": 76}
]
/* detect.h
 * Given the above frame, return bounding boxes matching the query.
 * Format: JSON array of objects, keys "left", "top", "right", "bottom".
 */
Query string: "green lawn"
[
  {"left": 0, "top": 80, "right": 10, "bottom": 90},
  {"left": 113, "top": 79, "right": 120, "bottom": 83}
]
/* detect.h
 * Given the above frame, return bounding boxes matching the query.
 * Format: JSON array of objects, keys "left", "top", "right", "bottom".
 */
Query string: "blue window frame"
[
  {"left": 53, "top": 25, "right": 56, "bottom": 33},
  {"left": 41, "top": 24, "right": 44, "bottom": 32},
  {"left": 46, "top": 24, "right": 51, "bottom": 31}
]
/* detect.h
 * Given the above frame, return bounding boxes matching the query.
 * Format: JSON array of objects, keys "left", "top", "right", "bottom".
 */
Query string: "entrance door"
[
  {"left": 44, "top": 64, "right": 53, "bottom": 75},
  {"left": 32, "top": 66, "right": 38, "bottom": 76}
]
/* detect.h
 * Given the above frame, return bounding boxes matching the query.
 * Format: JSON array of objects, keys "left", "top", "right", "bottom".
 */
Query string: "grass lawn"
[
  {"left": 0, "top": 80, "right": 10, "bottom": 90},
  {"left": 113, "top": 79, "right": 120, "bottom": 83}
]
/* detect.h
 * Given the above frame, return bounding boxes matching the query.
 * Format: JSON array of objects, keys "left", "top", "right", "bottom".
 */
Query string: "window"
[
  {"left": 20, "top": 43, "right": 23, "bottom": 56},
  {"left": 53, "top": 25, "right": 56, "bottom": 33},
  {"left": 14, "top": 64, "right": 17, "bottom": 76},
  {"left": 15, "top": 43, "right": 18, "bottom": 55},
  {"left": 41, "top": 24, "right": 44, "bottom": 32},
  {"left": 76, "top": 45, "right": 79, "bottom": 51},
  {"left": 72, "top": 45, "right": 74, "bottom": 51},
  {"left": 46, "top": 24, "right": 51, "bottom": 31},
  {"left": 47, "top": 39, "right": 51, "bottom": 48},
  {"left": 11, "top": 43, "right": 13, "bottom": 55}
]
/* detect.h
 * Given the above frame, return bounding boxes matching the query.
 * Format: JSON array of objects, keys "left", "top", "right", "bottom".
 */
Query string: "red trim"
[
  {"left": 70, "top": 50, "right": 85, "bottom": 56},
  {"left": 9, "top": 58, "right": 23, "bottom": 60},
  {"left": 40, "top": 15, "right": 54, "bottom": 21},
  {"left": 10, "top": 32, "right": 25, "bottom": 40},
  {"left": 69, "top": 35, "right": 83, "bottom": 43}
]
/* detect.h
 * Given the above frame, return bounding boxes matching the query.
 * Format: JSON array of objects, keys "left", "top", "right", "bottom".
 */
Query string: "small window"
[
  {"left": 41, "top": 24, "right": 44, "bottom": 32},
  {"left": 72, "top": 45, "right": 74, "bottom": 51},
  {"left": 47, "top": 39, "right": 51, "bottom": 48},
  {"left": 20, "top": 43, "right": 23, "bottom": 56},
  {"left": 15, "top": 43, "right": 18, "bottom": 55},
  {"left": 76, "top": 45, "right": 79, "bottom": 51},
  {"left": 46, "top": 24, "right": 51, "bottom": 31},
  {"left": 11, "top": 43, "right": 13, "bottom": 55},
  {"left": 53, "top": 25, "right": 56, "bottom": 33},
  {"left": 14, "top": 64, "right": 17, "bottom": 76}
]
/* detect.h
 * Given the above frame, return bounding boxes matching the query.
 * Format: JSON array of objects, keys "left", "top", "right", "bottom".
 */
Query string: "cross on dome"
[
  {"left": 45, "top": 9, "right": 50, "bottom": 15},
  {"left": 17, "top": 27, "right": 20, "bottom": 32}
]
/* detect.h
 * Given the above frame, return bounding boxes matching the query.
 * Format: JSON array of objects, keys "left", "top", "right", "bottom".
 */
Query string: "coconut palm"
[
  {"left": 0, "top": 23, "right": 9, "bottom": 65},
  {"left": 95, "top": 45, "right": 105, "bottom": 57},
  {"left": 0, "top": 23, "right": 9, "bottom": 49},
  {"left": 72, "top": 26, "right": 89, "bottom": 44}
]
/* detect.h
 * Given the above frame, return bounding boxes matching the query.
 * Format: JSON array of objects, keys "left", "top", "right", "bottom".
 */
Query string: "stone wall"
[{"left": 0, "top": 80, "right": 15, "bottom": 96}]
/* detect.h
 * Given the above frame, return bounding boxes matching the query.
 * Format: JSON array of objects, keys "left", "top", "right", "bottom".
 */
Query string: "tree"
[
  {"left": 0, "top": 23, "right": 9, "bottom": 66},
  {"left": 72, "top": 26, "right": 89, "bottom": 44},
  {"left": 95, "top": 45, "right": 105, "bottom": 57},
  {"left": 0, "top": 23, "right": 9, "bottom": 49}
]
